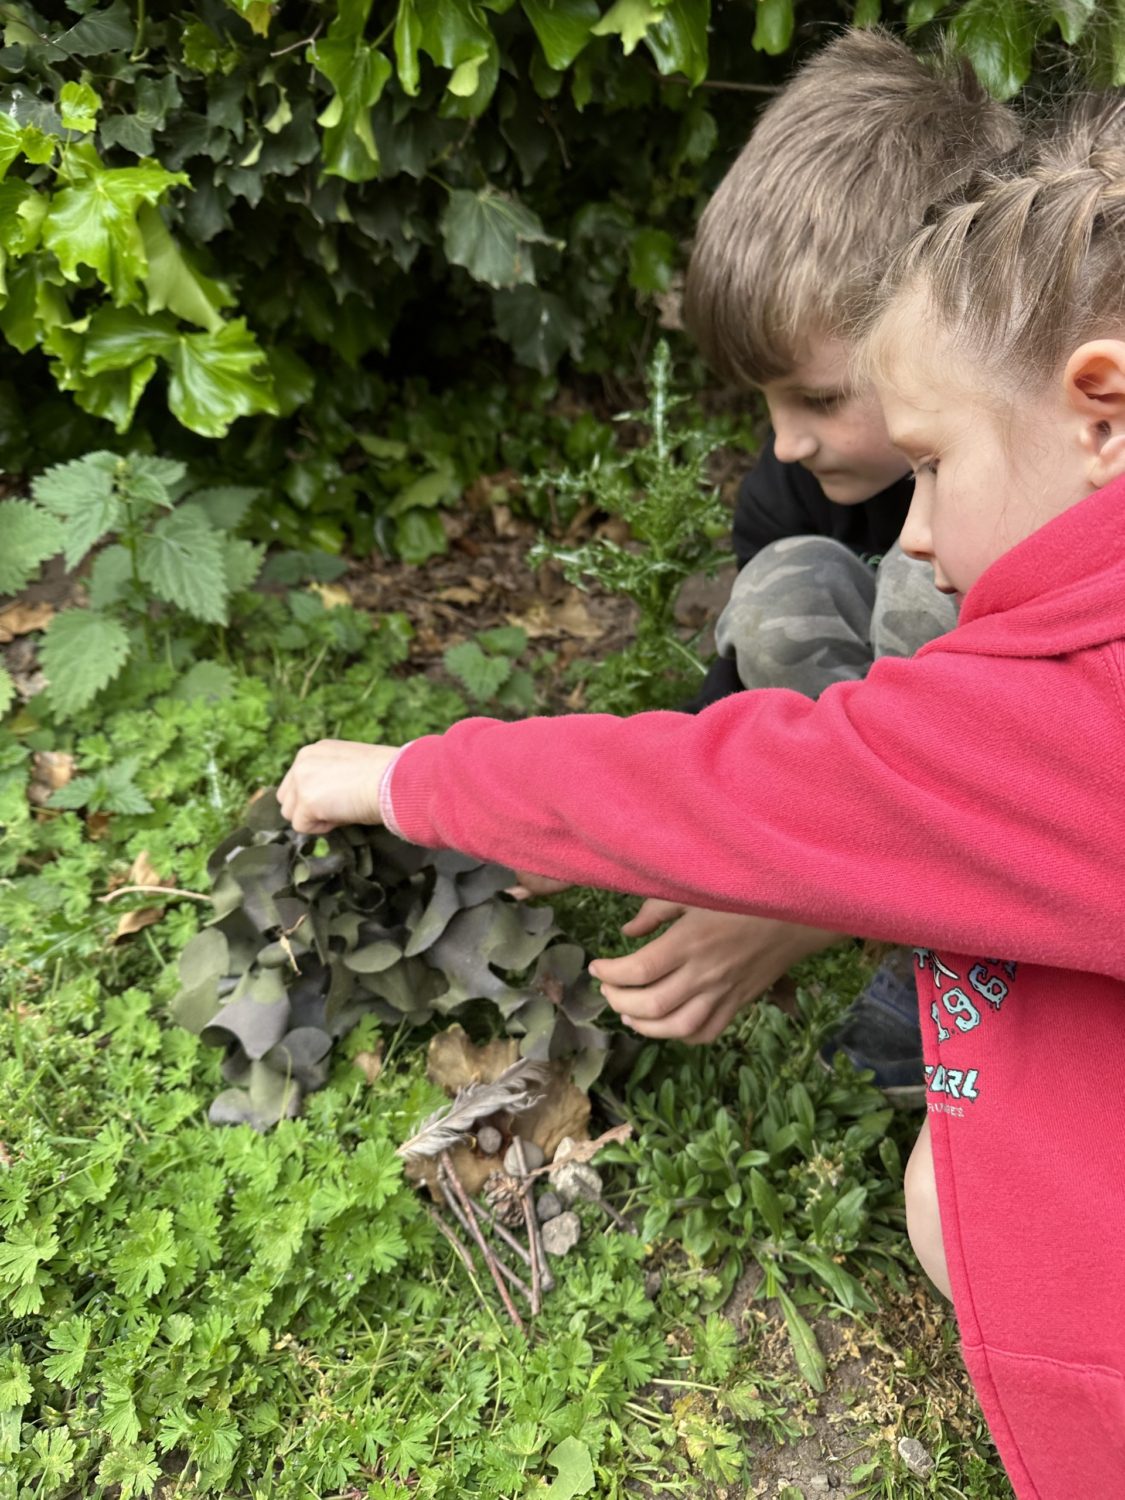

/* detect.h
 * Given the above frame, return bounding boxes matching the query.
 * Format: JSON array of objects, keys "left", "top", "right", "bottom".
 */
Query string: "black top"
[{"left": 684, "top": 433, "right": 914, "bottom": 711}]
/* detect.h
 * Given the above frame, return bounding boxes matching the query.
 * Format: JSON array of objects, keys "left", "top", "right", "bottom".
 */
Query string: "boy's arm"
[{"left": 384, "top": 647, "right": 1125, "bottom": 981}]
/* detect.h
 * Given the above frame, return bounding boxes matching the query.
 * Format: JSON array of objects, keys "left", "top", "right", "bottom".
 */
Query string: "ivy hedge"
[{"left": 1, "top": 0, "right": 1122, "bottom": 547}]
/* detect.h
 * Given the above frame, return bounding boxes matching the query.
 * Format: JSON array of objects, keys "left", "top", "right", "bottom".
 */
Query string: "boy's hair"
[
  {"left": 683, "top": 27, "right": 1022, "bottom": 387},
  {"left": 861, "top": 96, "right": 1125, "bottom": 391}
]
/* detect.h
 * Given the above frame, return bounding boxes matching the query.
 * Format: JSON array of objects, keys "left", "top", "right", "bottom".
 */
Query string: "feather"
[{"left": 397, "top": 1058, "right": 551, "bottom": 1159}]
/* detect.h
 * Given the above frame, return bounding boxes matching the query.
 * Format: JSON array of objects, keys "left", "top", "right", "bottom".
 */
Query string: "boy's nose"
[{"left": 772, "top": 419, "right": 817, "bottom": 465}]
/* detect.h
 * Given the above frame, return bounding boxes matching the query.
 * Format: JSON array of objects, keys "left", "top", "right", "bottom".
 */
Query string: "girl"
[{"left": 279, "top": 111, "right": 1125, "bottom": 1496}]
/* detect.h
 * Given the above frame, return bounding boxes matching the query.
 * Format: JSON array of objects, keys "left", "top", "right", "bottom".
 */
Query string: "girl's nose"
[{"left": 899, "top": 501, "right": 933, "bottom": 564}]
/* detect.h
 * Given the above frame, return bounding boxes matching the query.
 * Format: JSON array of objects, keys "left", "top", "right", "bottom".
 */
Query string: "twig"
[
  {"left": 99, "top": 885, "right": 209, "bottom": 904},
  {"left": 425, "top": 1204, "right": 477, "bottom": 1274},
  {"left": 473, "top": 1197, "right": 534, "bottom": 1267},
  {"left": 436, "top": 1180, "right": 533, "bottom": 1303},
  {"left": 512, "top": 1138, "right": 551, "bottom": 1305},
  {"left": 270, "top": 21, "right": 322, "bottom": 56},
  {"left": 439, "top": 1155, "right": 525, "bottom": 1332}
]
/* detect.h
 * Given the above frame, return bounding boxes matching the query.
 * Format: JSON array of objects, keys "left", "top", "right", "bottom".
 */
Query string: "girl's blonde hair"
[{"left": 862, "top": 97, "right": 1125, "bottom": 390}]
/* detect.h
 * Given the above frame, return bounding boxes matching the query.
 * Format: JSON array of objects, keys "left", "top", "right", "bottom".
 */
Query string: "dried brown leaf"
[
  {"left": 353, "top": 1045, "right": 384, "bottom": 1085},
  {"left": 0, "top": 601, "right": 54, "bottom": 641},
  {"left": 127, "top": 849, "right": 174, "bottom": 890},
  {"left": 28, "top": 750, "right": 76, "bottom": 804},
  {"left": 112, "top": 907, "right": 164, "bottom": 942}
]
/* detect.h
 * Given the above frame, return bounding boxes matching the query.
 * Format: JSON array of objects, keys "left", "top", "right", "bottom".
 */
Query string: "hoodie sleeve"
[{"left": 386, "top": 642, "right": 1125, "bottom": 982}]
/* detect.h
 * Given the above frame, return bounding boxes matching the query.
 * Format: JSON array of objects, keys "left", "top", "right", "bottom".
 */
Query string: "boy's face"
[{"left": 761, "top": 335, "right": 911, "bottom": 504}]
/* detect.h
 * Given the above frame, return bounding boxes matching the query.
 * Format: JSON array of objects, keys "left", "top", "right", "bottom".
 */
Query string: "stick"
[
  {"left": 439, "top": 1155, "right": 525, "bottom": 1332},
  {"left": 473, "top": 1198, "right": 534, "bottom": 1267},
  {"left": 426, "top": 1204, "right": 477, "bottom": 1274},
  {"left": 436, "top": 1181, "right": 533, "bottom": 1303},
  {"left": 512, "top": 1138, "right": 553, "bottom": 1304}
]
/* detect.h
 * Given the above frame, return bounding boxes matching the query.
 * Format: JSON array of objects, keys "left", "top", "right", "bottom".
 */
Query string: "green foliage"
[
  {"left": 443, "top": 624, "right": 537, "bottom": 711},
  {"left": 531, "top": 340, "right": 736, "bottom": 709},
  {"left": 11, "top": 451, "right": 263, "bottom": 717}
]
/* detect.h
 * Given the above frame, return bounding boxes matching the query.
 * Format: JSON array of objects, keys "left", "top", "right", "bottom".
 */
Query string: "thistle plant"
[{"left": 529, "top": 341, "right": 733, "bottom": 710}]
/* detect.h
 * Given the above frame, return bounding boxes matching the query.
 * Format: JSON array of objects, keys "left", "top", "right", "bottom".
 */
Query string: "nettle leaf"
[
  {"left": 166, "top": 319, "right": 278, "bottom": 438},
  {"left": 0, "top": 498, "right": 64, "bottom": 593},
  {"left": 441, "top": 187, "right": 561, "bottom": 289},
  {"left": 521, "top": 0, "right": 598, "bottom": 69},
  {"left": 444, "top": 640, "right": 512, "bottom": 700},
  {"left": 42, "top": 150, "right": 190, "bottom": 304},
  {"left": 138, "top": 507, "right": 229, "bottom": 623},
  {"left": 32, "top": 451, "right": 122, "bottom": 569},
  {"left": 41, "top": 608, "right": 131, "bottom": 716},
  {"left": 137, "top": 204, "right": 233, "bottom": 332}
]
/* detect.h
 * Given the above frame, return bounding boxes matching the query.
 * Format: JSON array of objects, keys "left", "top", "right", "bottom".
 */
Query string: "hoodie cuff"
[{"left": 378, "top": 744, "right": 414, "bottom": 840}]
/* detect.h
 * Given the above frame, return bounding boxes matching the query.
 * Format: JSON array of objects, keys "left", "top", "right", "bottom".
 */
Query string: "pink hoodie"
[{"left": 387, "top": 476, "right": 1125, "bottom": 1498}]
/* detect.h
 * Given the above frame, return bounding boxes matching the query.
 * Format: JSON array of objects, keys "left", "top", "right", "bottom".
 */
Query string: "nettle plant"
[{"left": 0, "top": 451, "right": 261, "bottom": 718}]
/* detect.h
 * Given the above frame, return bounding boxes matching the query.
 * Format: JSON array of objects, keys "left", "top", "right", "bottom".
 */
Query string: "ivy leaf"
[
  {"left": 0, "top": 498, "right": 64, "bottom": 593},
  {"left": 165, "top": 319, "right": 278, "bottom": 438},
  {"left": 75, "top": 356, "right": 160, "bottom": 433},
  {"left": 395, "top": 0, "right": 423, "bottom": 93},
  {"left": 137, "top": 204, "right": 233, "bottom": 332},
  {"left": 521, "top": 0, "right": 598, "bottom": 69},
  {"left": 441, "top": 187, "right": 560, "bottom": 289},
  {"left": 644, "top": 0, "right": 709, "bottom": 85},
  {"left": 41, "top": 608, "right": 131, "bottom": 716},
  {"left": 82, "top": 306, "right": 178, "bottom": 375},
  {"left": 751, "top": 0, "right": 794, "bottom": 54},
  {"left": 309, "top": 0, "right": 393, "bottom": 182},
  {"left": 59, "top": 81, "right": 101, "bottom": 133},
  {"left": 51, "top": 0, "right": 135, "bottom": 56},
  {"left": 950, "top": 0, "right": 1036, "bottom": 99},
  {"left": 0, "top": 117, "right": 25, "bottom": 181},
  {"left": 493, "top": 285, "right": 581, "bottom": 373},
  {"left": 138, "top": 507, "right": 229, "bottom": 623},
  {"left": 43, "top": 152, "right": 190, "bottom": 304},
  {"left": 32, "top": 451, "right": 122, "bottom": 569},
  {"left": 590, "top": 0, "right": 662, "bottom": 53},
  {"left": 1050, "top": 0, "right": 1095, "bottom": 44}
]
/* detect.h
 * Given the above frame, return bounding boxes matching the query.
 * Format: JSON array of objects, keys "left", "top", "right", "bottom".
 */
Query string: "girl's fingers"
[
  {"left": 622, "top": 992, "right": 737, "bottom": 1043},
  {"left": 599, "top": 974, "right": 708, "bottom": 1022},
  {"left": 619, "top": 898, "right": 685, "bottom": 938}
]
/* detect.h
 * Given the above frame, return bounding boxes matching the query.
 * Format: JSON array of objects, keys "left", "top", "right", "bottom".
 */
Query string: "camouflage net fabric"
[{"left": 170, "top": 791, "right": 609, "bottom": 1129}]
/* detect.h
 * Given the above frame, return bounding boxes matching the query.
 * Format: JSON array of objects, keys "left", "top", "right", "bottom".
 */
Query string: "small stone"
[
  {"left": 536, "top": 1190, "right": 563, "bottom": 1222},
  {"left": 503, "top": 1136, "right": 545, "bottom": 1175},
  {"left": 553, "top": 1135, "right": 579, "bottom": 1163},
  {"left": 643, "top": 1269, "right": 663, "bottom": 1299},
  {"left": 808, "top": 1477, "right": 830, "bottom": 1491},
  {"left": 550, "top": 1160, "right": 602, "bottom": 1205},
  {"left": 476, "top": 1124, "right": 502, "bottom": 1157},
  {"left": 897, "top": 1437, "right": 934, "bottom": 1478},
  {"left": 540, "top": 1210, "right": 581, "bottom": 1256}
]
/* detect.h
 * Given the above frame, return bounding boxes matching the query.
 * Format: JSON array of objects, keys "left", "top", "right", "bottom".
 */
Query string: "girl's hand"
[
  {"left": 507, "top": 870, "right": 573, "bottom": 900},
  {"left": 277, "top": 739, "right": 398, "bottom": 835},
  {"left": 590, "top": 901, "right": 840, "bottom": 1044}
]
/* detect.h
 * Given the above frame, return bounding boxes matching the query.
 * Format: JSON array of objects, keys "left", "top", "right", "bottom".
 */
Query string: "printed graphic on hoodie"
[{"left": 914, "top": 950, "right": 1019, "bottom": 1114}]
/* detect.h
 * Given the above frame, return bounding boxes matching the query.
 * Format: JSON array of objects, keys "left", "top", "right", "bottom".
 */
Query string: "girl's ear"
[{"left": 1065, "top": 340, "right": 1125, "bottom": 487}]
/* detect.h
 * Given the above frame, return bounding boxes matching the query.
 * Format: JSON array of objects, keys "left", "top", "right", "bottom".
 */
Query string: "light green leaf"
[
  {"left": 42, "top": 1316, "right": 92, "bottom": 1388},
  {"left": 545, "top": 1436, "right": 595, "bottom": 1498},
  {"left": 853, "top": 0, "right": 881, "bottom": 24},
  {"left": 0, "top": 117, "right": 25, "bottom": 181},
  {"left": 138, "top": 508, "right": 229, "bottom": 623},
  {"left": 751, "top": 0, "right": 793, "bottom": 54},
  {"left": 521, "top": 0, "right": 598, "bottom": 68},
  {"left": 88, "top": 544, "right": 135, "bottom": 610},
  {"left": 75, "top": 358, "right": 159, "bottom": 434},
  {"left": 384, "top": 460, "right": 460, "bottom": 516},
  {"left": 950, "top": 0, "right": 1035, "bottom": 99},
  {"left": 165, "top": 319, "right": 278, "bottom": 438},
  {"left": 42, "top": 609, "right": 131, "bottom": 716},
  {"left": 1050, "top": 0, "right": 1094, "bottom": 43},
  {"left": 777, "top": 1290, "right": 827, "bottom": 1392},
  {"left": 394, "top": 508, "right": 447, "bottom": 563},
  {"left": 441, "top": 186, "right": 561, "bottom": 289},
  {"left": 444, "top": 640, "right": 512, "bottom": 699},
  {"left": 33, "top": 451, "right": 122, "bottom": 568},
  {"left": 0, "top": 499, "right": 64, "bottom": 593},
  {"left": 644, "top": 0, "right": 709, "bottom": 84},
  {"left": 310, "top": 0, "right": 393, "bottom": 182},
  {"left": 60, "top": 81, "right": 101, "bottom": 133},
  {"left": 0, "top": 182, "right": 47, "bottom": 256},
  {"left": 395, "top": 0, "right": 423, "bottom": 92},
  {"left": 82, "top": 306, "right": 179, "bottom": 375},
  {"left": 137, "top": 204, "right": 233, "bottom": 332},
  {"left": 591, "top": 0, "right": 661, "bottom": 51},
  {"left": 0, "top": 666, "right": 13, "bottom": 720},
  {"left": 43, "top": 153, "right": 189, "bottom": 304}
]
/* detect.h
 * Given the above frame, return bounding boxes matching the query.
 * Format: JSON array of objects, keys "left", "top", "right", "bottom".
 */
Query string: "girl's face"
[{"left": 873, "top": 331, "right": 1095, "bottom": 596}]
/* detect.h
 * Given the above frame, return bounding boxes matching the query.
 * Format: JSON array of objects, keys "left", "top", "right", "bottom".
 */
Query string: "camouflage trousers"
[{"left": 714, "top": 536, "right": 958, "bottom": 698}]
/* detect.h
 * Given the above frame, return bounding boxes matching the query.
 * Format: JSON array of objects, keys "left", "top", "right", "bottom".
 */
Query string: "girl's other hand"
[
  {"left": 277, "top": 739, "right": 398, "bottom": 834},
  {"left": 506, "top": 871, "right": 573, "bottom": 900}
]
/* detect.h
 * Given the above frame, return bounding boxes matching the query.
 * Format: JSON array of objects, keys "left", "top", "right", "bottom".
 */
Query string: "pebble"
[
  {"left": 504, "top": 1137, "right": 545, "bottom": 1175},
  {"left": 551, "top": 1161, "right": 602, "bottom": 1205},
  {"left": 643, "top": 1269, "right": 663, "bottom": 1299},
  {"left": 808, "top": 1477, "right": 830, "bottom": 1491},
  {"left": 477, "top": 1125, "right": 502, "bottom": 1157},
  {"left": 897, "top": 1437, "right": 934, "bottom": 1477},
  {"left": 553, "top": 1135, "right": 579, "bottom": 1163},
  {"left": 540, "top": 1210, "right": 581, "bottom": 1256},
  {"left": 536, "top": 1190, "right": 563, "bottom": 1222}
]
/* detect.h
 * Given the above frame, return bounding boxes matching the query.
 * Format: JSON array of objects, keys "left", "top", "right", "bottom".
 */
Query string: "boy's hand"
[
  {"left": 590, "top": 902, "right": 840, "bottom": 1044},
  {"left": 277, "top": 739, "right": 397, "bottom": 834}
]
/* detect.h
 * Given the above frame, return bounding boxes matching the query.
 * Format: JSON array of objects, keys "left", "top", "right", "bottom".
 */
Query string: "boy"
[{"left": 587, "top": 29, "right": 1020, "bottom": 1100}]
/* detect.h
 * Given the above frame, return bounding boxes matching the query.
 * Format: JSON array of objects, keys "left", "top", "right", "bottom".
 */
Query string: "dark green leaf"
[
  {"left": 0, "top": 499, "right": 64, "bottom": 593},
  {"left": 441, "top": 187, "right": 561, "bottom": 289},
  {"left": 950, "top": 0, "right": 1036, "bottom": 99},
  {"left": 41, "top": 609, "right": 130, "bottom": 715},
  {"left": 777, "top": 1291, "right": 827, "bottom": 1391},
  {"left": 521, "top": 0, "right": 599, "bottom": 69}
]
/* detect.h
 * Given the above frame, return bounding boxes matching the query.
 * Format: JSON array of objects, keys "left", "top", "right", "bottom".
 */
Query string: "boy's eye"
[{"left": 802, "top": 391, "right": 846, "bottom": 413}]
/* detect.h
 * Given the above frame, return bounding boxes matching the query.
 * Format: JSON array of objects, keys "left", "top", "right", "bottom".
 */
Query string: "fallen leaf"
[
  {"left": 428, "top": 1026, "right": 519, "bottom": 1093},
  {"left": 112, "top": 906, "right": 164, "bottom": 942},
  {"left": 507, "top": 590, "right": 604, "bottom": 642},
  {"left": 308, "top": 582, "right": 351, "bottom": 610},
  {"left": 527, "top": 1123, "right": 633, "bottom": 1180},
  {"left": 28, "top": 750, "right": 76, "bottom": 806},
  {"left": 86, "top": 813, "right": 112, "bottom": 840},
  {"left": 435, "top": 586, "right": 485, "bottom": 606},
  {"left": 353, "top": 1044, "right": 384, "bottom": 1085},
  {"left": 128, "top": 849, "right": 175, "bottom": 890},
  {"left": 0, "top": 601, "right": 54, "bottom": 642}
]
